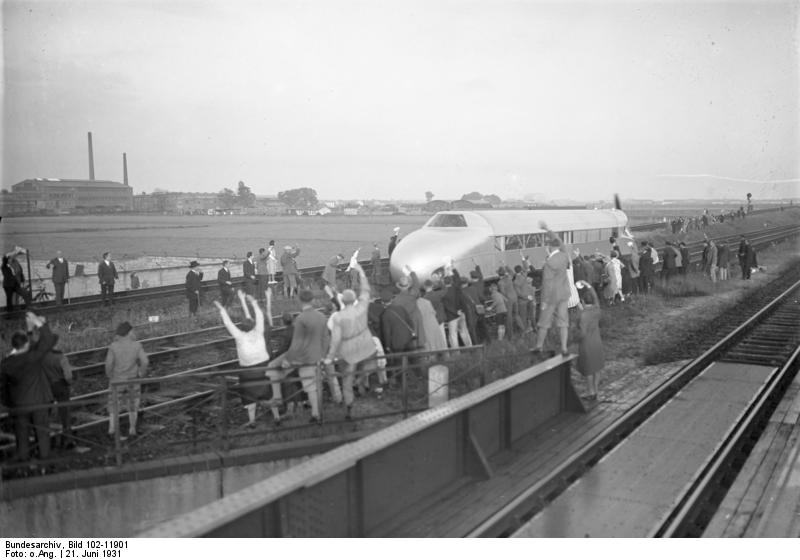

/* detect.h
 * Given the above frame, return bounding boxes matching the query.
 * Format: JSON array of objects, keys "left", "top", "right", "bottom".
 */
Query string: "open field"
[{"left": 0, "top": 214, "right": 429, "bottom": 263}]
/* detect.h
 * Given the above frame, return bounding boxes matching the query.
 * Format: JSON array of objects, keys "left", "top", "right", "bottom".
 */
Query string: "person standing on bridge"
[
  {"left": 98, "top": 252, "right": 118, "bottom": 306},
  {"left": 105, "top": 321, "right": 149, "bottom": 439},
  {"left": 46, "top": 250, "right": 70, "bottom": 306},
  {"left": 185, "top": 261, "right": 203, "bottom": 315},
  {"left": 532, "top": 223, "right": 571, "bottom": 357}
]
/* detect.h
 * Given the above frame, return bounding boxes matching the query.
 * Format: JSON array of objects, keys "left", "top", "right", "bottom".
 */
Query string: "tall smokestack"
[
  {"left": 123, "top": 153, "right": 128, "bottom": 185},
  {"left": 88, "top": 132, "right": 95, "bottom": 180}
]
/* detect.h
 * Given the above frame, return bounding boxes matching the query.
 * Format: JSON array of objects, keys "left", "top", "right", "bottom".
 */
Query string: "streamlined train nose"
[{"left": 389, "top": 228, "right": 488, "bottom": 282}]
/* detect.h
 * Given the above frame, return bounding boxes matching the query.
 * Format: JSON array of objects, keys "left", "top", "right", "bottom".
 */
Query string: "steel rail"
[
  {"left": 0, "top": 257, "right": 389, "bottom": 320},
  {"left": 652, "top": 297, "right": 800, "bottom": 536},
  {"left": 467, "top": 275, "right": 800, "bottom": 537}
]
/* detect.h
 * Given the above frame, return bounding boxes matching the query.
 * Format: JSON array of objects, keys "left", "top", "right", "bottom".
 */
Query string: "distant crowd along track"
[
  {"left": 2, "top": 222, "right": 800, "bottom": 323},
  {"left": 469, "top": 268, "right": 800, "bottom": 538}
]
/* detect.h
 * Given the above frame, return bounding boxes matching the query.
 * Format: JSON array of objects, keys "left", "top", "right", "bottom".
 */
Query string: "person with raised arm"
[
  {"left": 1, "top": 311, "right": 59, "bottom": 463},
  {"left": 324, "top": 262, "right": 376, "bottom": 420},
  {"left": 214, "top": 289, "right": 281, "bottom": 427},
  {"left": 532, "top": 221, "right": 571, "bottom": 356}
]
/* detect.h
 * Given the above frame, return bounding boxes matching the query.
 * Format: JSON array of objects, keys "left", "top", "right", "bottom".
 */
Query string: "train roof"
[{"left": 427, "top": 209, "right": 628, "bottom": 236}]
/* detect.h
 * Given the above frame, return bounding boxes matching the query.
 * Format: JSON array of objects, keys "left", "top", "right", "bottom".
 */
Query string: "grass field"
[{"left": 0, "top": 214, "right": 430, "bottom": 264}]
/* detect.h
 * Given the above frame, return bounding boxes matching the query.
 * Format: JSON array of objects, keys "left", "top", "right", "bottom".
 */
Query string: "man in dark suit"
[
  {"left": 217, "top": 260, "right": 233, "bottom": 307},
  {"left": 737, "top": 236, "right": 751, "bottom": 280},
  {"left": 243, "top": 251, "right": 256, "bottom": 297},
  {"left": 0, "top": 312, "right": 58, "bottom": 462},
  {"left": 2, "top": 250, "right": 32, "bottom": 311},
  {"left": 46, "top": 250, "right": 70, "bottom": 305},
  {"left": 678, "top": 242, "right": 690, "bottom": 275},
  {"left": 98, "top": 252, "right": 118, "bottom": 306},
  {"left": 185, "top": 261, "right": 204, "bottom": 315}
]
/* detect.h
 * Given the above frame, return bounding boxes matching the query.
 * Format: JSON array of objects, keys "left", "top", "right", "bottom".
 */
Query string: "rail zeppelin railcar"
[{"left": 389, "top": 209, "right": 634, "bottom": 282}]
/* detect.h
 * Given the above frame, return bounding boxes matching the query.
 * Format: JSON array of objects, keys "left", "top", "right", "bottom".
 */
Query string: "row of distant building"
[{"left": 0, "top": 177, "right": 527, "bottom": 217}]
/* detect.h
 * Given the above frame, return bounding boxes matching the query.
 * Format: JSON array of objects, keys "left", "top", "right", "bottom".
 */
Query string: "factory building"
[{"left": 4, "top": 178, "right": 133, "bottom": 213}]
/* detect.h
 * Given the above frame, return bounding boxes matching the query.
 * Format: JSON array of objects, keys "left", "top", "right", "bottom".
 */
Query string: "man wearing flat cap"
[{"left": 185, "top": 261, "right": 204, "bottom": 315}]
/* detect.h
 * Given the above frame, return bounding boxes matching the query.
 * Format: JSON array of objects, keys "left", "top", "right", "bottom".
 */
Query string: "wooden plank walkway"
[
  {"left": 380, "top": 362, "right": 686, "bottom": 537},
  {"left": 704, "top": 377, "right": 800, "bottom": 537},
  {"left": 511, "top": 362, "right": 776, "bottom": 537}
]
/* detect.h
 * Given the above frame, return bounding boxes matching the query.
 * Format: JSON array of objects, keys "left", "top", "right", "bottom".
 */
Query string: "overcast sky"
[{"left": 2, "top": 0, "right": 798, "bottom": 202}]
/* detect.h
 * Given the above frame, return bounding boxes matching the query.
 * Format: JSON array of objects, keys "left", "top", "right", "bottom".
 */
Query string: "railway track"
[
  {"left": 0, "top": 257, "right": 389, "bottom": 322},
  {"left": 2, "top": 225, "right": 798, "bottom": 476},
  {"left": 2, "top": 223, "right": 797, "bottom": 323},
  {"left": 469, "top": 269, "right": 800, "bottom": 537}
]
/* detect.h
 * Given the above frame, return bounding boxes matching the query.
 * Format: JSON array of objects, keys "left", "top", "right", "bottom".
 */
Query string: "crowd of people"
[
  {"left": 665, "top": 207, "right": 750, "bottom": 235},
  {"left": 0, "top": 223, "right": 768, "bottom": 465}
]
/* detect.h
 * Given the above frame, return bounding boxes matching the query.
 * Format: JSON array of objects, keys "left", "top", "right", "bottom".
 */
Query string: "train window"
[
  {"left": 523, "top": 233, "right": 544, "bottom": 248},
  {"left": 505, "top": 235, "right": 522, "bottom": 251},
  {"left": 559, "top": 231, "right": 573, "bottom": 244},
  {"left": 573, "top": 230, "right": 588, "bottom": 243},
  {"left": 494, "top": 236, "right": 505, "bottom": 251},
  {"left": 428, "top": 214, "right": 467, "bottom": 227}
]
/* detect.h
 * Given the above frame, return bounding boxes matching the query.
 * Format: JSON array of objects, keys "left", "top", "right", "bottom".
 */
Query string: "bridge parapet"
[{"left": 139, "top": 353, "right": 583, "bottom": 537}]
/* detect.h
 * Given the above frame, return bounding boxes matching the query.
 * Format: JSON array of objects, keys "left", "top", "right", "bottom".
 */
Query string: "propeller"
[{"left": 614, "top": 193, "right": 622, "bottom": 211}]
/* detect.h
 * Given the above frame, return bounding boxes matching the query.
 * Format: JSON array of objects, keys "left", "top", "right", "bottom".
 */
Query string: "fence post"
[
  {"left": 401, "top": 356, "right": 409, "bottom": 418},
  {"left": 111, "top": 384, "right": 122, "bottom": 466},
  {"left": 219, "top": 374, "right": 229, "bottom": 451},
  {"left": 316, "top": 363, "right": 324, "bottom": 424}
]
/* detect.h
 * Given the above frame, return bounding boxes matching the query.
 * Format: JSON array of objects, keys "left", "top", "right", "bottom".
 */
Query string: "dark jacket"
[
  {"left": 2, "top": 259, "right": 18, "bottom": 289},
  {"left": 424, "top": 289, "right": 447, "bottom": 324},
  {"left": 381, "top": 303, "right": 416, "bottom": 353},
  {"left": 48, "top": 258, "right": 70, "bottom": 283},
  {"left": 42, "top": 349, "right": 72, "bottom": 385},
  {"left": 217, "top": 267, "right": 232, "bottom": 288},
  {"left": 185, "top": 269, "right": 203, "bottom": 293},
  {"left": 680, "top": 247, "right": 690, "bottom": 269},
  {"left": 243, "top": 259, "right": 256, "bottom": 282},
  {"left": 368, "top": 301, "right": 384, "bottom": 340},
  {"left": 662, "top": 246, "right": 676, "bottom": 270},
  {"left": 2, "top": 258, "right": 24, "bottom": 289},
  {"left": 1, "top": 324, "right": 58, "bottom": 409},
  {"left": 98, "top": 260, "right": 118, "bottom": 285}
]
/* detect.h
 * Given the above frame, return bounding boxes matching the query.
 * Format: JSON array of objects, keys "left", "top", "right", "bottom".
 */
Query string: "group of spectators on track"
[{"left": 665, "top": 207, "right": 750, "bottom": 235}]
